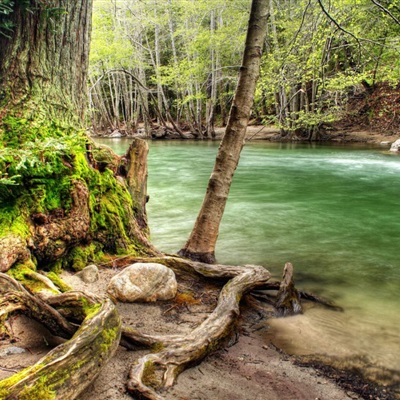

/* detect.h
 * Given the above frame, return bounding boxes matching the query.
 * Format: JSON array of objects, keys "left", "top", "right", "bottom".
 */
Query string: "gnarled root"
[
  {"left": 124, "top": 259, "right": 271, "bottom": 400},
  {"left": 0, "top": 273, "right": 121, "bottom": 400}
]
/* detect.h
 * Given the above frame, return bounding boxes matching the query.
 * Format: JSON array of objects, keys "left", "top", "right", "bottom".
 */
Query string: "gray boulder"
[
  {"left": 389, "top": 138, "right": 400, "bottom": 152},
  {"left": 107, "top": 262, "right": 177, "bottom": 302},
  {"left": 76, "top": 264, "right": 99, "bottom": 283}
]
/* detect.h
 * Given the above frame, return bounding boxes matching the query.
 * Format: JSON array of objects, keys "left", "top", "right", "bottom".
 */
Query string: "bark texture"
[
  {"left": 0, "top": 0, "right": 92, "bottom": 123},
  {"left": 179, "top": 0, "right": 269, "bottom": 263}
]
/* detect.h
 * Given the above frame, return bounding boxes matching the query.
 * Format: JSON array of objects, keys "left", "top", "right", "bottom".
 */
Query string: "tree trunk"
[
  {"left": 0, "top": 1, "right": 153, "bottom": 271},
  {"left": 178, "top": 0, "right": 269, "bottom": 263},
  {"left": 0, "top": 0, "right": 92, "bottom": 125}
]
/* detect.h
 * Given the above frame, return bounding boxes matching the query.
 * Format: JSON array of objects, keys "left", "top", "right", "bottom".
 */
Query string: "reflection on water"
[{"left": 96, "top": 138, "right": 400, "bottom": 390}]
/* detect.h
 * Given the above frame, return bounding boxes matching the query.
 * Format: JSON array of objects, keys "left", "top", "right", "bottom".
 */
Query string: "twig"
[{"left": 0, "top": 366, "right": 19, "bottom": 373}]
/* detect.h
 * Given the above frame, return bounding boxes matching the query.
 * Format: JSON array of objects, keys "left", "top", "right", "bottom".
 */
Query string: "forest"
[
  {"left": 88, "top": 0, "right": 400, "bottom": 140},
  {"left": 0, "top": 1, "right": 399, "bottom": 400}
]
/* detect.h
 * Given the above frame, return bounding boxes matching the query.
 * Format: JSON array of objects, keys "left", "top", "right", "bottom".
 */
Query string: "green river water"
[{"left": 97, "top": 138, "right": 400, "bottom": 391}]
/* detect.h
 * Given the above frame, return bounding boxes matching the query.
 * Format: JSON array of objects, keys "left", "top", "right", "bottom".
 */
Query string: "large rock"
[
  {"left": 389, "top": 138, "right": 400, "bottom": 152},
  {"left": 107, "top": 263, "right": 177, "bottom": 302}
]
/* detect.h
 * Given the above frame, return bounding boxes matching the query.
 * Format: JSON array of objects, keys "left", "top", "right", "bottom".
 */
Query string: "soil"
[{"left": 0, "top": 264, "right": 382, "bottom": 400}]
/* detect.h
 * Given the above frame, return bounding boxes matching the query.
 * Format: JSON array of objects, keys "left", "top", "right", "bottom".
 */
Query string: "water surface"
[{"left": 97, "top": 138, "right": 400, "bottom": 388}]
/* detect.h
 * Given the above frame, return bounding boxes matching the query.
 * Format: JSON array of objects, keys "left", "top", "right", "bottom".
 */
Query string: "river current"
[{"left": 96, "top": 138, "right": 400, "bottom": 390}]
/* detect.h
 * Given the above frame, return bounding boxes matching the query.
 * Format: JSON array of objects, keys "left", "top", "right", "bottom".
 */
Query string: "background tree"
[{"left": 88, "top": 0, "right": 400, "bottom": 139}]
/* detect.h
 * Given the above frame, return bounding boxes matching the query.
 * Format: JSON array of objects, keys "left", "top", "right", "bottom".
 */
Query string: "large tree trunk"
[
  {"left": 178, "top": 0, "right": 269, "bottom": 263},
  {"left": 0, "top": 1, "right": 153, "bottom": 271},
  {"left": 0, "top": 0, "right": 92, "bottom": 124}
]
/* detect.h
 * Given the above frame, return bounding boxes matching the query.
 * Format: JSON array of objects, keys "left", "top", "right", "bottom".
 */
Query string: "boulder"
[
  {"left": 107, "top": 263, "right": 177, "bottom": 302},
  {"left": 76, "top": 264, "right": 99, "bottom": 283},
  {"left": 109, "top": 130, "right": 124, "bottom": 138},
  {"left": 389, "top": 138, "right": 400, "bottom": 152}
]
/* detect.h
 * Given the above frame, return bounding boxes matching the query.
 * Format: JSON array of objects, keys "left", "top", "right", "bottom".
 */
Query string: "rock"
[
  {"left": 107, "top": 263, "right": 177, "bottom": 302},
  {"left": 76, "top": 264, "right": 99, "bottom": 283},
  {"left": 380, "top": 141, "right": 391, "bottom": 146},
  {"left": 109, "top": 129, "right": 124, "bottom": 138},
  {"left": 389, "top": 138, "right": 400, "bottom": 152},
  {"left": 0, "top": 346, "right": 26, "bottom": 357}
]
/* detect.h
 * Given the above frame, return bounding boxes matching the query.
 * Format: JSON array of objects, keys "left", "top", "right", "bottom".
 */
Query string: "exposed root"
[
  {"left": 0, "top": 274, "right": 121, "bottom": 400},
  {"left": 124, "top": 258, "right": 271, "bottom": 399}
]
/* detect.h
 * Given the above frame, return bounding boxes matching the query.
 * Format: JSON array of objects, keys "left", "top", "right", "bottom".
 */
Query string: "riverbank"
[
  {"left": 93, "top": 124, "right": 399, "bottom": 146},
  {"left": 1, "top": 264, "right": 395, "bottom": 400}
]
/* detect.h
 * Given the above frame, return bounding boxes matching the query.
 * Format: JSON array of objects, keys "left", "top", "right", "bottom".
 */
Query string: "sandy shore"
[{"left": 0, "top": 266, "right": 362, "bottom": 400}]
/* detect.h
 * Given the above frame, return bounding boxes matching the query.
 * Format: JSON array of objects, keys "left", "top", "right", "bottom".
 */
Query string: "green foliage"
[
  {"left": 0, "top": 116, "right": 86, "bottom": 207},
  {"left": 90, "top": 0, "right": 400, "bottom": 135}
]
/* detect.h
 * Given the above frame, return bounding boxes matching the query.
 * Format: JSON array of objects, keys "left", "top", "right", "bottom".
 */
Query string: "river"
[{"left": 96, "top": 138, "right": 400, "bottom": 392}]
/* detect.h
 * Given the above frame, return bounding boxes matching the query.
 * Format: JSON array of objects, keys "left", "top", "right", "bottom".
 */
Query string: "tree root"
[
  {"left": 123, "top": 258, "right": 271, "bottom": 399},
  {"left": 0, "top": 274, "right": 121, "bottom": 400},
  {"left": 0, "top": 256, "right": 342, "bottom": 400}
]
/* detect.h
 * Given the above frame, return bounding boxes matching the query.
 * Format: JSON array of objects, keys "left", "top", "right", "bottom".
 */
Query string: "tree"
[
  {"left": 0, "top": 2, "right": 153, "bottom": 396},
  {"left": 179, "top": 0, "right": 269, "bottom": 263},
  {"left": 0, "top": 0, "right": 153, "bottom": 273}
]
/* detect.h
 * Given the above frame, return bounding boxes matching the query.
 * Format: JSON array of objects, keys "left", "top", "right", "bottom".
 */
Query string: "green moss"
[
  {"left": 18, "top": 376, "right": 56, "bottom": 400},
  {"left": 100, "top": 325, "right": 120, "bottom": 354},
  {"left": 7, "top": 262, "right": 59, "bottom": 294},
  {"left": 0, "top": 363, "right": 46, "bottom": 394},
  {"left": 0, "top": 204, "right": 30, "bottom": 238},
  {"left": 150, "top": 342, "right": 165, "bottom": 353},
  {"left": 1, "top": 116, "right": 147, "bottom": 276},
  {"left": 63, "top": 243, "right": 100, "bottom": 272},
  {"left": 46, "top": 271, "right": 72, "bottom": 292},
  {"left": 81, "top": 299, "right": 101, "bottom": 319},
  {"left": 142, "top": 360, "right": 160, "bottom": 389}
]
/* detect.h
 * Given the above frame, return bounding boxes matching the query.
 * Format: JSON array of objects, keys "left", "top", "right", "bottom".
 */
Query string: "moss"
[
  {"left": 99, "top": 325, "right": 120, "bottom": 354},
  {"left": 0, "top": 363, "right": 46, "bottom": 394},
  {"left": 150, "top": 342, "right": 165, "bottom": 353},
  {"left": 1, "top": 116, "right": 147, "bottom": 276},
  {"left": 18, "top": 376, "right": 56, "bottom": 400},
  {"left": 7, "top": 262, "right": 60, "bottom": 294},
  {"left": 81, "top": 299, "right": 101, "bottom": 319},
  {"left": 46, "top": 271, "right": 72, "bottom": 292},
  {"left": 0, "top": 204, "right": 30, "bottom": 238},
  {"left": 141, "top": 360, "right": 160, "bottom": 389}
]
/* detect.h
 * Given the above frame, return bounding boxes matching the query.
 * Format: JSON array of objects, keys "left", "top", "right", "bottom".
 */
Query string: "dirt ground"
[{"left": 0, "top": 265, "right": 363, "bottom": 400}]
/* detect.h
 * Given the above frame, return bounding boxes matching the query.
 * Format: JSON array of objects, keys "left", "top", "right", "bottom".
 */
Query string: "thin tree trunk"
[{"left": 179, "top": 0, "right": 269, "bottom": 263}]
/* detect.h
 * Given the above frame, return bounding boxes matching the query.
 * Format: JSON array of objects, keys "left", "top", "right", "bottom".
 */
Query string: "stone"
[
  {"left": 389, "top": 138, "right": 400, "bottom": 152},
  {"left": 0, "top": 346, "right": 26, "bottom": 357},
  {"left": 107, "top": 263, "right": 177, "bottom": 303},
  {"left": 76, "top": 264, "right": 99, "bottom": 283},
  {"left": 109, "top": 129, "right": 124, "bottom": 138}
]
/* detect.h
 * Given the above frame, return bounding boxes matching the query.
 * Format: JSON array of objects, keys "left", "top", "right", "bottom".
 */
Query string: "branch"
[
  {"left": 371, "top": 0, "right": 400, "bottom": 25},
  {"left": 317, "top": 0, "right": 362, "bottom": 48}
]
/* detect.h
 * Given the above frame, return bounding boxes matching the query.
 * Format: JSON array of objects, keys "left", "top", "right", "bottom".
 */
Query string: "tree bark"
[
  {"left": 0, "top": 0, "right": 92, "bottom": 124},
  {"left": 179, "top": 0, "right": 269, "bottom": 263}
]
